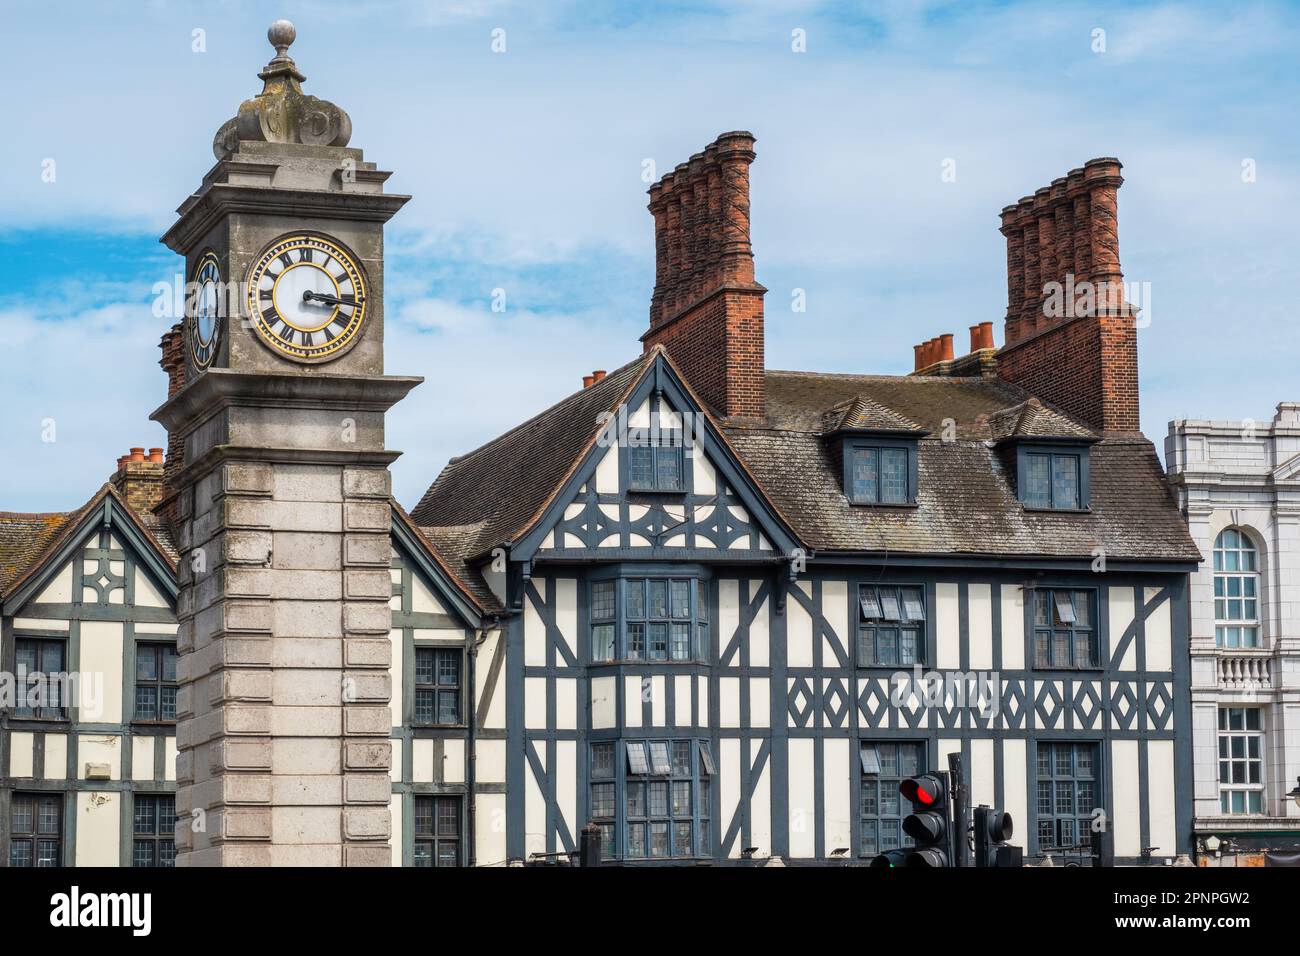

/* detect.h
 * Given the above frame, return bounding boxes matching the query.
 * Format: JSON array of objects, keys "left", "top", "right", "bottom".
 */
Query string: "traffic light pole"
[{"left": 947, "top": 753, "right": 966, "bottom": 868}]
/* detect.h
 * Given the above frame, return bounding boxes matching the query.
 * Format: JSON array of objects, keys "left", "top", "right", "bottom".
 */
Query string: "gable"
[
  {"left": 514, "top": 355, "right": 797, "bottom": 561},
  {"left": 2, "top": 492, "right": 177, "bottom": 617},
  {"left": 390, "top": 509, "right": 483, "bottom": 630}
]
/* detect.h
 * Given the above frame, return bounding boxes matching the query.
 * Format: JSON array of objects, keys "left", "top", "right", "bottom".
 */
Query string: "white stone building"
[{"left": 1166, "top": 404, "right": 1300, "bottom": 863}]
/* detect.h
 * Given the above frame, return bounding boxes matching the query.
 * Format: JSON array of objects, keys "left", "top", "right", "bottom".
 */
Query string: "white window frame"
[
  {"left": 1218, "top": 706, "right": 1266, "bottom": 815},
  {"left": 1214, "top": 528, "right": 1261, "bottom": 649}
]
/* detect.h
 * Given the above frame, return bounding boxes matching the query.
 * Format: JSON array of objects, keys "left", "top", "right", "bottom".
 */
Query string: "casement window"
[
  {"left": 1017, "top": 445, "right": 1089, "bottom": 511},
  {"left": 414, "top": 647, "right": 461, "bottom": 725},
  {"left": 858, "top": 584, "right": 925, "bottom": 666},
  {"left": 1219, "top": 707, "right": 1265, "bottom": 814},
  {"left": 628, "top": 428, "right": 685, "bottom": 492},
  {"left": 1214, "top": 529, "right": 1261, "bottom": 648},
  {"left": 590, "top": 739, "right": 713, "bottom": 861},
  {"left": 133, "top": 794, "right": 176, "bottom": 867},
  {"left": 1033, "top": 589, "right": 1098, "bottom": 668},
  {"left": 13, "top": 637, "right": 66, "bottom": 718},
  {"left": 847, "top": 443, "right": 915, "bottom": 505},
  {"left": 1035, "top": 742, "right": 1100, "bottom": 850},
  {"left": 414, "top": 796, "right": 461, "bottom": 867},
  {"left": 590, "top": 577, "right": 709, "bottom": 663},
  {"left": 135, "top": 643, "right": 178, "bottom": 722},
  {"left": 590, "top": 742, "right": 619, "bottom": 858},
  {"left": 9, "top": 792, "right": 62, "bottom": 867},
  {"left": 859, "top": 742, "right": 925, "bottom": 858}
]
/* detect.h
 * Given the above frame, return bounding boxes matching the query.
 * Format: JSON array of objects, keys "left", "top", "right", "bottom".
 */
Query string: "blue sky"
[{"left": 1, "top": 0, "right": 1297, "bottom": 511}]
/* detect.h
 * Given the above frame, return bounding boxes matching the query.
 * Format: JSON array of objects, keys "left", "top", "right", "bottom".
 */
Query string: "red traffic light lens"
[{"left": 915, "top": 785, "right": 936, "bottom": 805}]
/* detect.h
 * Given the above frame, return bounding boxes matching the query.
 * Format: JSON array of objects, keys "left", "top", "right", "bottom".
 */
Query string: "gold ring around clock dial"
[
  {"left": 188, "top": 251, "right": 223, "bottom": 370},
  {"left": 245, "top": 234, "right": 368, "bottom": 363}
]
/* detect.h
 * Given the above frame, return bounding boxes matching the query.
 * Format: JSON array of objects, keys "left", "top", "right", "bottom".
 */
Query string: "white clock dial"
[
  {"left": 245, "top": 234, "right": 367, "bottom": 362},
  {"left": 188, "top": 251, "right": 223, "bottom": 369}
]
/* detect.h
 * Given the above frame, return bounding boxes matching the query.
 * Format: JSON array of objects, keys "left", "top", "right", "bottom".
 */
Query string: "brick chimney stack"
[
  {"left": 111, "top": 447, "right": 166, "bottom": 514},
  {"left": 642, "top": 131, "right": 767, "bottom": 421},
  {"left": 158, "top": 324, "right": 186, "bottom": 494},
  {"left": 995, "top": 157, "right": 1140, "bottom": 433}
]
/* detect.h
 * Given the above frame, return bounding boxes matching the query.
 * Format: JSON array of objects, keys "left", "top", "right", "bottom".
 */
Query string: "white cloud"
[{"left": 1, "top": 0, "right": 1298, "bottom": 509}]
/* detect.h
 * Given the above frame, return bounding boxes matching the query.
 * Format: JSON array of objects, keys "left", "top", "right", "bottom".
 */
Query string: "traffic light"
[
  {"left": 896, "top": 772, "right": 950, "bottom": 867},
  {"left": 973, "top": 805, "right": 1014, "bottom": 867},
  {"left": 867, "top": 848, "right": 910, "bottom": 868}
]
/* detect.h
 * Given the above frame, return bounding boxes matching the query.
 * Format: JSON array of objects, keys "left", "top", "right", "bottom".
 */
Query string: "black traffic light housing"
[
  {"left": 894, "top": 771, "right": 950, "bottom": 867},
  {"left": 973, "top": 805, "right": 1014, "bottom": 867}
]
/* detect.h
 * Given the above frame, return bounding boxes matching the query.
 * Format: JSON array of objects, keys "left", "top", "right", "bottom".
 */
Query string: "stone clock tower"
[{"left": 154, "top": 21, "right": 417, "bottom": 866}]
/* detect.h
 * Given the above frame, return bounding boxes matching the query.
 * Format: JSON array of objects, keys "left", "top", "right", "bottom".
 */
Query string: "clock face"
[
  {"left": 245, "top": 234, "right": 368, "bottom": 363},
  {"left": 188, "top": 251, "right": 223, "bottom": 370}
]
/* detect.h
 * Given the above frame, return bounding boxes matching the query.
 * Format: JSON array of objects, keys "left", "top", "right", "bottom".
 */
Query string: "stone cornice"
[
  {"left": 150, "top": 367, "right": 423, "bottom": 433},
  {"left": 161, "top": 182, "right": 410, "bottom": 253}
]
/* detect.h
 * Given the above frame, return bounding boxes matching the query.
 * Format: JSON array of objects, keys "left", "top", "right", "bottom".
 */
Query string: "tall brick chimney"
[
  {"left": 642, "top": 131, "right": 766, "bottom": 421},
  {"left": 995, "top": 158, "right": 1140, "bottom": 434},
  {"left": 110, "top": 447, "right": 166, "bottom": 515},
  {"left": 158, "top": 323, "right": 186, "bottom": 499}
]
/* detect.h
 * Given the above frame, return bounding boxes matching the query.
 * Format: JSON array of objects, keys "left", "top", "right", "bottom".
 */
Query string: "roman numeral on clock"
[{"left": 279, "top": 252, "right": 294, "bottom": 269}]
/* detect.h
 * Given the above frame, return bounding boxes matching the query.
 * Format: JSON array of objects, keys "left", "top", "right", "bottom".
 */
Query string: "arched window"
[{"left": 1214, "top": 529, "right": 1260, "bottom": 648}]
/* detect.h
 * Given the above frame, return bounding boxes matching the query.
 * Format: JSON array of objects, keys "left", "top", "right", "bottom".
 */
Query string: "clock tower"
[{"left": 154, "top": 21, "right": 418, "bottom": 866}]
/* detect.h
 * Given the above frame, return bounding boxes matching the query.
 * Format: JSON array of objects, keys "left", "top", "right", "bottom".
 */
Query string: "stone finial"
[{"left": 212, "top": 19, "right": 352, "bottom": 159}]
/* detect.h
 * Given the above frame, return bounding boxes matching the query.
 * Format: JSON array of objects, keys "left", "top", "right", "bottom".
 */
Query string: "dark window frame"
[
  {"left": 132, "top": 793, "right": 176, "bottom": 867},
  {"left": 1034, "top": 741, "right": 1102, "bottom": 853},
  {"left": 1016, "top": 443, "right": 1091, "bottom": 511},
  {"left": 589, "top": 575, "right": 710, "bottom": 664},
  {"left": 858, "top": 741, "right": 926, "bottom": 858},
  {"left": 9, "top": 792, "right": 63, "bottom": 867},
  {"left": 857, "top": 583, "right": 927, "bottom": 667},
  {"left": 413, "top": 646, "right": 463, "bottom": 726},
  {"left": 12, "top": 635, "right": 68, "bottom": 720},
  {"left": 1032, "top": 588, "right": 1100, "bottom": 669},
  {"left": 413, "top": 795, "right": 462, "bottom": 867},
  {"left": 133, "top": 642, "right": 178, "bottom": 724},
  {"left": 590, "top": 738, "right": 713, "bottom": 861},
  {"left": 627, "top": 427, "right": 688, "bottom": 493},
  {"left": 842, "top": 437, "right": 919, "bottom": 506}
]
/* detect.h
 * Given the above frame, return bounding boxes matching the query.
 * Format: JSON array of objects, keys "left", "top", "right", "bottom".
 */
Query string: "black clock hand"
[{"left": 302, "top": 291, "right": 343, "bottom": 306}]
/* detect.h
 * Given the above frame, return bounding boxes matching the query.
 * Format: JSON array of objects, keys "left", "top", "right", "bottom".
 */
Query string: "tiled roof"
[
  {"left": 410, "top": 351, "right": 653, "bottom": 562},
  {"left": 985, "top": 397, "right": 1097, "bottom": 443},
  {"left": 390, "top": 500, "right": 495, "bottom": 615},
  {"left": 0, "top": 484, "right": 180, "bottom": 601},
  {"left": 725, "top": 370, "right": 1195, "bottom": 560},
  {"left": 821, "top": 394, "right": 926, "bottom": 435},
  {"left": 0, "top": 509, "right": 85, "bottom": 596},
  {"left": 410, "top": 359, "right": 1199, "bottom": 566}
]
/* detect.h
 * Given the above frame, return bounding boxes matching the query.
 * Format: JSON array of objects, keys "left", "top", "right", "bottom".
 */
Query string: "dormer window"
[
  {"left": 822, "top": 394, "right": 926, "bottom": 508},
  {"left": 844, "top": 439, "right": 917, "bottom": 506},
  {"left": 1016, "top": 444, "right": 1090, "bottom": 511}
]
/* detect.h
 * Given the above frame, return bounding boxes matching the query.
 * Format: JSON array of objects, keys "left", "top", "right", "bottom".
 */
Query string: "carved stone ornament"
[{"left": 212, "top": 19, "right": 352, "bottom": 159}]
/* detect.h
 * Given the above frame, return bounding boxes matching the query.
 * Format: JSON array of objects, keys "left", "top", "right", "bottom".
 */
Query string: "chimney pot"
[
  {"left": 939, "top": 333, "right": 954, "bottom": 362},
  {"left": 582, "top": 375, "right": 594, "bottom": 389},
  {"left": 913, "top": 343, "right": 924, "bottom": 372},
  {"left": 592, "top": 369, "right": 606, "bottom": 382},
  {"left": 129, "top": 447, "right": 146, "bottom": 462},
  {"left": 149, "top": 448, "right": 165, "bottom": 462}
]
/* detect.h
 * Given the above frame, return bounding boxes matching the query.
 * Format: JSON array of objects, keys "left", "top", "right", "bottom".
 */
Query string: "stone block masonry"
[{"left": 173, "top": 459, "right": 395, "bottom": 866}]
